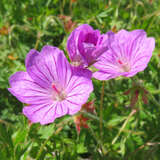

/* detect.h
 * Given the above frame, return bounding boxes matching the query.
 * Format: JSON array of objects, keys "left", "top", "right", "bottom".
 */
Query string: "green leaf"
[
  {"left": 38, "top": 124, "right": 55, "bottom": 139},
  {"left": 106, "top": 115, "right": 127, "bottom": 127},
  {"left": 12, "top": 128, "right": 28, "bottom": 146},
  {"left": 77, "top": 143, "right": 88, "bottom": 154}
]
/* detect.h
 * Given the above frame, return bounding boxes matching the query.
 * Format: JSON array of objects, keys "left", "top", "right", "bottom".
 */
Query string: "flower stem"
[
  {"left": 80, "top": 111, "right": 106, "bottom": 124},
  {"left": 100, "top": 81, "right": 105, "bottom": 139},
  {"left": 34, "top": 32, "right": 41, "bottom": 50},
  {"left": 112, "top": 109, "right": 137, "bottom": 145},
  {"left": 88, "top": 125, "right": 107, "bottom": 156}
]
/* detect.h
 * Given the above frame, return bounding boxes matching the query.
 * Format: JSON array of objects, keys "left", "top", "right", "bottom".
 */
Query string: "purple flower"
[
  {"left": 93, "top": 29, "right": 155, "bottom": 80},
  {"left": 67, "top": 24, "right": 109, "bottom": 67},
  {"left": 8, "top": 45, "right": 93, "bottom": 125}
]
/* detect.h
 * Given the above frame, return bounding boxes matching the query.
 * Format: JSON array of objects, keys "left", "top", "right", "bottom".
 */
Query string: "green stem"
[
  {"left": 34, "top": 32, "right": 41, "bottom": 50},
  {"left": 100, "top": 81, "right": 105, "bottom": 140},
  {"left": 34, "top": 39, "right": 40, "bottom": 50},
  {"left": 88, "top": 125, "right": 107, "bottom": 156},
  {"left": 112, "top": 109, "right": 137, "bottom": 145},
  {"left": 80, "top": 111, "right": 106, "bottom": 124}
]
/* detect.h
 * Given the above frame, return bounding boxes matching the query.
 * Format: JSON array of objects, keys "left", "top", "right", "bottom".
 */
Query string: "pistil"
[
  {"left": 52, "top": 83, "right": 60, "bottom": 94},
  {"left": 51, "top": 83, "right": 67, "bottom": 101}
]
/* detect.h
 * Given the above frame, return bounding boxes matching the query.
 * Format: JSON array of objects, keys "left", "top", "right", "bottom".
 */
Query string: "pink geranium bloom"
[
  {"left": 93, "top": 29, "right": 155, "bottom": 80},
  {"left": 8, "top": 45, "right": 93, "bottom": 125},
  {"left": 67, "top": 24, "right": 110, "bottom": 67}
]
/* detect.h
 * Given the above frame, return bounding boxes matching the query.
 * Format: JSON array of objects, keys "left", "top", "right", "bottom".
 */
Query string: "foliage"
[{"left": 0, "top": 0, "right": 160, "bottom": 159}]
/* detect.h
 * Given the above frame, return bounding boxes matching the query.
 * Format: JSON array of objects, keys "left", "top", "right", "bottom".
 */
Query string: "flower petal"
[
  {"left": 56, "top": 101, "right": 69, "bottom": 116},
  {"left": 131, "top": 37, "right": 155, "bottom": 67},
  {"left": 67, "top": 24, "right": 104, "bottom": 66},
  {"left": 67, "top": 24, "right": 93, "bottom": 62},
  {"left": 8, "top": 71, "right": 51, "bottom": 104},
  {"left": 63, "top": 100, "right": 81, "bottom": 115},
  {"left": 25, "top": 45, "right": 72, "bottom": 89},
  {"left": 41, "top": 45, "right": 72, "bottom": 88},
  {"left": 23, "top": 101, "right": 70, "bottom": 125},
  {"left": 23, "top": 102, "right": 57, "bottom": 125},
  {"left": 66, "top": 68, "right": 93, "bottom": 113},
  {"left": 93, "top": 71, "right": 120, "bottom": 80},
  {"left": 25, "top": 49, "right": 52, "bottom": 88},
  {"left": 93, "top": 50, "right": 121, "bottom": 80}
]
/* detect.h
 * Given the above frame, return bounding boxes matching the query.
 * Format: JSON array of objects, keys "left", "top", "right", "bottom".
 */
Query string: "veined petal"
[
  {"left": 40, "top": 45, "right": 72, "bottom": 89},
  {"left": 63, "top": 67, "right": 93, "bottom": 114},
  {"left": 126, "top": 37, "right": 155, "bottom": 77},
  {"left": 25, "top": 49, "right": 52, "bottom": 88},
  {"left": 93, "top": 71, "right": 121, "bottom": 80},
  {"left": 93, "top": 50, "right": 120, "bottom": 80},
  {"left": 63, "top": 100, "right": 82, "bottom": 115},
  {"left": 92, "top": 31, "right": 113, "bottom": 60},
  {"left": 56, "top": 101, "right": 68, "bottom": 116},
  {"left": 66, "top": 67, "right": 93, "bottom": 93},
  {"left": 131, "top": 37, "right": 155, "bottom": 65},
  {"left": 8, "top": 71, "right": 51, "bottom": 104},
  {"left": 23, "top": 102, "right": 57, "bottom": 125},
  {"left": 66, "top": 68, "right": 93, "bottom": 108},
  {"left": 109, "top": 29, "right": 146, "bottom": 59},
  {"left": 67, "top": 24, "right": 106, "bottom": 66},
  {"left": 67, "top": 24, "right": 92, "bottom": 63},
  {"left": 26, "top": 45, "right": 72, "bottom": 90}
]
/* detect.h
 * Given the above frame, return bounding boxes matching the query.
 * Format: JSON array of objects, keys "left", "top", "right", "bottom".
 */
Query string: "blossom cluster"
[{"left": 8, "top": 24, "right": 155, "bottom": 125}]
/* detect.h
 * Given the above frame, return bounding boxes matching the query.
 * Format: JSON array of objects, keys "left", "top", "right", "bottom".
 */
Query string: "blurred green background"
[{"left": 1, "top": 0, "right": 160, "bottom": 159}]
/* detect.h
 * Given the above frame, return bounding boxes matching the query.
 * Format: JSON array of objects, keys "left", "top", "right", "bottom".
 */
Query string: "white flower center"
[
  {"left": 51, "top": 83, "right": 67, "bottom": 101},
  {"left": 117, "top": 58, "right": 131, "bottom": 72},
  {"left": 55, "top": 90, "right": 67, "bottom": 101},
  {"left": 71, "top": 61, "right": 82, "bottom": 67}
]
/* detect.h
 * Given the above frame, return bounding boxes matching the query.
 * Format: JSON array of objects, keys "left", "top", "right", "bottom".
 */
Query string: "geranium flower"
[
  {"left": 93, "top": 29, "right": 155, "bottom": 80},
  {"left": 67, "top": 24, "right": 110, "bottom": 67},
  {"left": 8, "top": 45, "right": 93, "bottom": 125}
]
